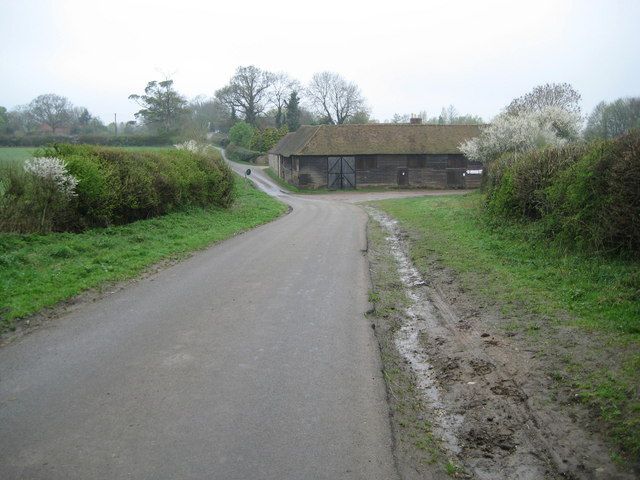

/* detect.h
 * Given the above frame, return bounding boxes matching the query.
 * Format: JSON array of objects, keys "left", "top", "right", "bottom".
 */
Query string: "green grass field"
[
  {"left": 0, "top": 177, "right": 286, "bottom": 332},
  {"left": 0, "top": 145, "right": 174, "bottom": 168},
  {"left": 372, "top": 192, "right": 640, "bottom": 461},
  {"left": 0, "top": 147, "right": 36, "bottom": 167}
]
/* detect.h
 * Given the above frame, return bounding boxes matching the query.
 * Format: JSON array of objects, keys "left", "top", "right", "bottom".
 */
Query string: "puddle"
[{"left": 367, "top": 207, "right": 463, "bottom": 455}]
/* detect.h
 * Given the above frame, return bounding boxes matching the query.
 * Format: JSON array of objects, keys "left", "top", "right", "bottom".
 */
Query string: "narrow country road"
[{"left": 0, "top": 159, "right": 404, "bottom": 479}]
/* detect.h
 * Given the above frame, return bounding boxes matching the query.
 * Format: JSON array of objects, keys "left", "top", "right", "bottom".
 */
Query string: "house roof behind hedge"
[{"left": 269, "top": 124, "right": 482, "bottom": 156}]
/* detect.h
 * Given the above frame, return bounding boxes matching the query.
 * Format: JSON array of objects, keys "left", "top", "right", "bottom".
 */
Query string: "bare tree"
[
  {"left": 28, "top": 94, "right": 72, "bottom": 133},
  {"left": 215, "top": 66, "right": 275, "bottom": 126},
  {"left": 306, "top": 72, "right": 367, "bottom": 124},
  {"left": 506, "top": 83, "right": 582, "bottom": 116},
  {"left": 270, "top": 73, "right": 299, "bottom": 128},
  {"left": 187, "top": 97, "right": 234, "bottom": 133}
]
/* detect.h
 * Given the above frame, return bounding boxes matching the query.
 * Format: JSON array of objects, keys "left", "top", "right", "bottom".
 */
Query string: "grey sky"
[{"left": 1, "top": 0, "right": 638, "bottom": 124}]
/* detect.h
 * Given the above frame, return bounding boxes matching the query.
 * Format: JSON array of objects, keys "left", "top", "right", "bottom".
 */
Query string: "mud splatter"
[{"left": 367, "top": 207, "right": 634, "bottom": 480}]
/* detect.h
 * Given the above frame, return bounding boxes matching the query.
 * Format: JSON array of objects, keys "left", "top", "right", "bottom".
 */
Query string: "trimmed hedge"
[
  {"left": 225, "top": 144, "right": 262, "bottom": 163},
  {"left": 0, "top": 144, "right": 235, "bottom": 233},
  {"left": 484, "top": 130, "right": 640, "bottom": 256},
  {"left": 0, "top": 134, "right": 173, "bottom": 147}
]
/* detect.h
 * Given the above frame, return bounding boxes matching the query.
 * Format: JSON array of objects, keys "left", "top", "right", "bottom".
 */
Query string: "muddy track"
[{"left": 367, "top": 207, "right": 632, "bottom": 480}]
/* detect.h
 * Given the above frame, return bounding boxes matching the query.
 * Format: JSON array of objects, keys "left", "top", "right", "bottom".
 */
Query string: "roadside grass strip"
[
  {"left": 0, "top": 177, "right": 287, "bottom": 332},
  {"left": 372, "top": 192, "right": 640, "bottom": 462}
]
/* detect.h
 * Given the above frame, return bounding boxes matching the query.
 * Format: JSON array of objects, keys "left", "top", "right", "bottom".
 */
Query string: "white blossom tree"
[{"left": 460, "top": 107, "right": 581, "bottom": 163}]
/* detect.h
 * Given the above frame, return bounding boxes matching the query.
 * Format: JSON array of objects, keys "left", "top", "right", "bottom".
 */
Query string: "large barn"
[{"left": 268, "top": 122, "right": 483, "bottom": 190}]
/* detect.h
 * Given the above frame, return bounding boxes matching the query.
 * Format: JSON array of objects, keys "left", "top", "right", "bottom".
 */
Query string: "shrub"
[
  {"left": 0, "top": 144, "right": 235, "bottom": 233},
  {"left": 485, "top": 144, "right": 587, "bottom": 219},
  {"left": 251, "top": 126, "right": 288, "bottom": 152},
  {"left": 545, "top": 133, "right": 640, "bottom": 253},
  {"left": 224, "top": 144, "right": 262, "bottom": 163},
  {"left": 0, "top": 134, "right": 172, "bottom": 147},
  {"left": 228, "top": 122, "right": 255, "bottom": 149},
  {"left": 0, "top": 157, "right": 79, "bottom": 233},
  {"left": 484, "top": 130, "right": 640, "bottom": 256}
]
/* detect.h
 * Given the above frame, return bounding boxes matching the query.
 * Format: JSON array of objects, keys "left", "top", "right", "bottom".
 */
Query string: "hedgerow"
[
  {"left": 0, "top": 144, "right": 235, "bottom": 233},
  {"left": 0, "top": 134, "right": 173, "bottom": 147},
  {"left": 484, "top": 130, "right": 640, "bottom": 257},
  {"left": 224, "top": 144, "right": 262, "bottom": 163}
]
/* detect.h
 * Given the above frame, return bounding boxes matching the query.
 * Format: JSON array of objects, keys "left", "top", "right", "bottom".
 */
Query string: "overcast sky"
[{"left": 1, "top": 0, "right": 638, "bottom": 124}]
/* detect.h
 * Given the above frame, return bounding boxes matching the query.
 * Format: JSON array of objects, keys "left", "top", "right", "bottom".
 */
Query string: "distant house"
[
  {"left": 37, "top": 123, "right": 71, "bottom": 135},
  {"left": 268, "top": 122, "right": 483, "bottom": 189}
]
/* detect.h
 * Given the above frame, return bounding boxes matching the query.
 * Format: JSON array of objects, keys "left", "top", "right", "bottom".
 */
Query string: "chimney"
[{"left": 409, "top": 115, "right": 422, "bottom": 124}]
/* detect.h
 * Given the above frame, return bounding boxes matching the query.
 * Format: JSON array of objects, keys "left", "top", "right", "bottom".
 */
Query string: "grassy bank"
[
  {"left": 0, "top": 177, "right": 286, "bottom": 332},
  {"left": 372, "top": 192, "right": 640, "bottom": 461}
]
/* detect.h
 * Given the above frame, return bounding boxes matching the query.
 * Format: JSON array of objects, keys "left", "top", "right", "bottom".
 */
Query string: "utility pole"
[{"left": 114, "top": 113, "right": 117, "bottom": 137}]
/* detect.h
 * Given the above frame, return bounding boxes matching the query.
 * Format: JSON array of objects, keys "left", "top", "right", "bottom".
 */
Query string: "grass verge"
[
  {"left": 371, "top": 192, "right": 640, "bottom": 462},
  {"left": 0, "top": 176, "right": 286, "bottom": 332}
]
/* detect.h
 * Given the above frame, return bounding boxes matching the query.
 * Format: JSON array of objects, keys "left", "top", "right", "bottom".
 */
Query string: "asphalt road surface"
[{"left": 0, "top": 161, "right": 409, "bottom": 479}]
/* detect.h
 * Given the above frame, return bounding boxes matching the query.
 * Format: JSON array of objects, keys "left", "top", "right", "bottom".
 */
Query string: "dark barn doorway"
[
  {"left": 446, "top": 169, "right": 464, "bottom": 188},
  {"left": 327, "top": 156, "right": 356, "bottom": 189}
]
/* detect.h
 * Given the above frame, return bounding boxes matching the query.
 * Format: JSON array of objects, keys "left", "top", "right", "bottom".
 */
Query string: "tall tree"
[
  {"left": 506, "top": 83, "right": 582, "bottom": 116},
  {"left": 306, "top": 72, "right": 367, "bottom": 125},
  {"left": 584, "top": 97, "right": 640, "bottom": 141},
  {"left": 215, "top": 66, "right": 275, "bottom": 126},
  {"left": 285, "top": 91, "right": 301, "bottom": 131},
  {"left": 270, "top": 73, "right": 299, "bottom": 128},
  {"left": 129, "top": 80, "right": 188, "bottom": 134},
  {"left": 28, "top": 93, "right": 72, "bottom": 133}
]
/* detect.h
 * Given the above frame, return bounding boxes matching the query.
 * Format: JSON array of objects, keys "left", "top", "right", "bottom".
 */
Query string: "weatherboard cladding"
[{"left": 269, "top": 124, "right": 482, "bottom": 156}]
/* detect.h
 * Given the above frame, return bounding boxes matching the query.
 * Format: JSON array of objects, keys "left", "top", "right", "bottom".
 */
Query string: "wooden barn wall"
[
  {"left": 297, "top": 156, "right": 328, "bottom": 188},
  {"left": 465, "top": 160, "right": 484, "bottom": 189},
  {"left": 357, "top": 155, "right": 405, "bottom": 185},
  {"left": 408, "top": 155, "right": 448, "bottom": 189},
  {"left": 289, "top": 153, "right": 477, "bottom": 189},
  {"left": 268, "top": 154, "right": 280, "bottom": 176},
  {"left": 356, "top": 154, "right": 463, "bottom": 189},
  {"left": 281, "top": 156, "right": 294, "bottom": 184}
]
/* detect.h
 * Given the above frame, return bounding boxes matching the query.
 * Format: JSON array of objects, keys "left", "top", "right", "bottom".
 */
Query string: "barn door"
[
  {"left": 327, "top": 156, "right": 356, "bottom": 189},
  {"left": 446, "top": 169, "right": 464, "bottom": 188}
]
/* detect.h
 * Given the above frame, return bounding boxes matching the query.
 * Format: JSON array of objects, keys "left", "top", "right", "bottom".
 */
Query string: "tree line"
[{"left": 1, "top": 69, "right": 638, "bottom": 146}]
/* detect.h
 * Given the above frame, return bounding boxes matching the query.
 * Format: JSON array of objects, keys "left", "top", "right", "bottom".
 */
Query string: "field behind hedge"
[{"left": 0, "top": 146, "right": 175, "bottom": 168}]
